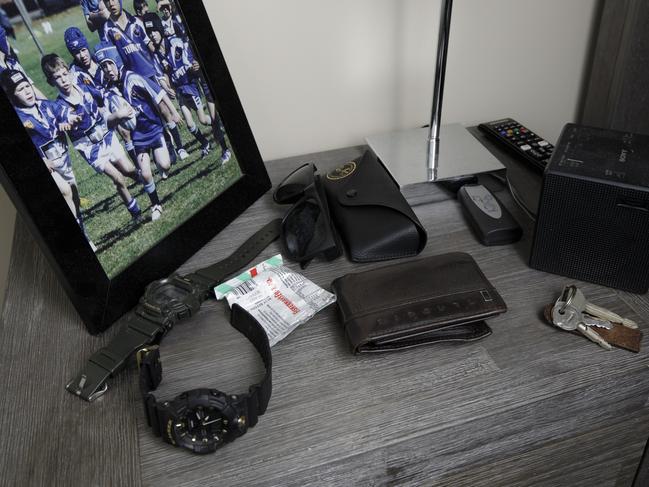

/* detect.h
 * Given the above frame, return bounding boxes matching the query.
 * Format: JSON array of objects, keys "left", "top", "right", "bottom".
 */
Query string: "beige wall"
[
  {"left": 0, "top": 0, "right": 599, "bottom": 305},
  {"left": 205, "top": 0, "right": 599, "bottom": 159}
]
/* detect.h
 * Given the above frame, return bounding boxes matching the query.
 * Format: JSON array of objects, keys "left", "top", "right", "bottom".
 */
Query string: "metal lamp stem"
[
  {"left": 366, "top": 0, "right": 503, "bottom": 186},
  {"left": 427, "top": 0, "right": 454, "bottom": 178}
]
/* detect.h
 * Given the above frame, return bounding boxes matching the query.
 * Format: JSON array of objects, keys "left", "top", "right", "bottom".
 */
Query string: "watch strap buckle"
[
  {"left": 66, "top": 316, "right": 166, "bottom": 402},
  {"left": 65, "top": 365, "right": 111, "bottom": 402}
]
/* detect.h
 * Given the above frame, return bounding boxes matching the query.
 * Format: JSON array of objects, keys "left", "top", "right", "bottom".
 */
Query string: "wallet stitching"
[
  {"left": 334, "top": 255, "right": 495, "bottom": 317},
  {"left": 334, "top": 254, "right": 507, "bottom": 349},
  {"left": 340, "top": 287, "right": 504, "bottom": 320}
]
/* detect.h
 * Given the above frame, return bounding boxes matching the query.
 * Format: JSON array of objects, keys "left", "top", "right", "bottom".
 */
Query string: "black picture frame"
[{"left": 0, "top": 0, "right": 271, "bottom": 334}]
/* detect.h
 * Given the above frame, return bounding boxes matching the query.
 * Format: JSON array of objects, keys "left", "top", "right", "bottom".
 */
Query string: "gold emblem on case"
[{"left": 326, "top": 161, "right": 357, "bottom": 181}]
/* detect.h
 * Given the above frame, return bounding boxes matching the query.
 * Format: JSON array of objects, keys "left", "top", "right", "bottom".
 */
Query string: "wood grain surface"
[{"left": 1, "top": 145, "right": 648, "bottom": 486}]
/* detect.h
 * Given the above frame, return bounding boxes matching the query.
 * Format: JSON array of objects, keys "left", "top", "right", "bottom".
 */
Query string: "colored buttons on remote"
[{"left": 479, "top": 118, "right": 554, "bottom": 173}]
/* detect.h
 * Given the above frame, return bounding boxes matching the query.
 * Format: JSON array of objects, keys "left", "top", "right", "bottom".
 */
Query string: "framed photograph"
[{"left": 0, "top": 0, "right": 271, "bottom": 334}]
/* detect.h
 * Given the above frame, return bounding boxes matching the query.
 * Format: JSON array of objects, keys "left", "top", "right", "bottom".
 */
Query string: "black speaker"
[{"left": 530, "top": 124, "right": 649, "bottom": 293}]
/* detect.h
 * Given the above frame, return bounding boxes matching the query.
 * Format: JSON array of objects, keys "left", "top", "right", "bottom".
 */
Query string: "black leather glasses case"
[
  {"left": 331, "top": 253, "right": 507, "bottom": 353},
  {"left": 323, "top": 150, "right": 427, "bottom": 262}
]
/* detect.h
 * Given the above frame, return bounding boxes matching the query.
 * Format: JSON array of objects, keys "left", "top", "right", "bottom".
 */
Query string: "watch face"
[
  {"left": 172, "top": 405, "right": 228, "bottom": 453},
  {"left": 150, "top": 284, "right": 191, "bottom": 303},
  {"left": 146, "top": 279, "right": 192, "bottom": 307},
  {"left": 165, "top": 389, "right": 245, "bottom": 454}
]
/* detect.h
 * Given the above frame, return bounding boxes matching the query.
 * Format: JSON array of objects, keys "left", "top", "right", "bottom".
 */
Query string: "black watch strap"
[
  {"left": 139, "top": 304, "right": 272, "bottom": 436},
  {"left": 187, "top": 219, "right": 283, "bottom": 291},
  {"left": 67, "top": 220, "right": 281, "bottom": 402},
  {"left": 68, "top": 313, "right": 167, "bottom": 401},
  {"left": 231, "top": 303, "right": 273, "bottom": 424}
]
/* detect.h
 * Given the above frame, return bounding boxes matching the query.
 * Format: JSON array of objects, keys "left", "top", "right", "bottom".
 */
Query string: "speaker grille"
[{"left": 530, "top": 173, "right": 649, "bottom": 292}]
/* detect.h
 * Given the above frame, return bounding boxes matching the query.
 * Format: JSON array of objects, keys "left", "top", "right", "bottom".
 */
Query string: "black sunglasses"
[{"left": 273, "top": 163, "right": 342, "bottom": 268}]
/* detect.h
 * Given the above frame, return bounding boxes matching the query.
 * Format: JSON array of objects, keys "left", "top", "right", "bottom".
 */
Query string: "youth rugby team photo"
[{"left": 0, "top": 0, "right": 241, "bottom": 277}]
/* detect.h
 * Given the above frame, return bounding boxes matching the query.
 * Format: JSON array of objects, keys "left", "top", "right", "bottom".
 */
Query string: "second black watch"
[{"left": 67, "top": 219, "right": 281, "bottom": 402}]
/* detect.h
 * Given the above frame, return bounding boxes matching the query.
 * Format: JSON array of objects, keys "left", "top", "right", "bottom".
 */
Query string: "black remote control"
[
  {"left": 457, "top": 185, "right": 522, "bottom": 246},
  {"left": 478, "top": 118, "right": 554, "bottom": 173}
]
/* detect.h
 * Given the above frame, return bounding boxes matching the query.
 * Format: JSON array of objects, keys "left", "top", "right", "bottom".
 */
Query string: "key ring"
[{"left": 558, "top": 285, "right": 577, "bottom": 314}]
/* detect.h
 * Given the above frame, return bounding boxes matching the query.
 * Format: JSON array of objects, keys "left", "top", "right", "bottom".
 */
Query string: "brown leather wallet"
[{"left": 331, "top": 252, "right": 507, "bottom": 353}]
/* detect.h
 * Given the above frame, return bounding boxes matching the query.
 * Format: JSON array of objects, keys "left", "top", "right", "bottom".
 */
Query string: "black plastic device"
[
  {"left": 530, "top": 123, "right": 649, "bottom": 293},
  {"left": 458, "top": 184, "right": 522, "bottom": 246},
  {"left": 478, "top": 118, "right": 554, "bottom": 173}
]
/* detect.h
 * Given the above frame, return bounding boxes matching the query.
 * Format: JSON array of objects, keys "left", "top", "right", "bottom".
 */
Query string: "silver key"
[
  {"left": 581, "top": 315, "right": 613, "bottom": 330},
  {"left": 552, "top": 301, "right": 613, "bottom": 350},
  {"left": 560, "top": 285, "right": 638, "bottom": 329},
  {"left": 576, "top": 322, "right": 613, "bottom": 350}
]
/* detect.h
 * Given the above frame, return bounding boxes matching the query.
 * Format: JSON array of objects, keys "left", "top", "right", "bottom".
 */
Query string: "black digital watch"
[
  {"left": 137, "top": 304, "right": 271, "bottom": 454},
  {"left": 67, "top": 219, "right": 281, "bottom": 402}
]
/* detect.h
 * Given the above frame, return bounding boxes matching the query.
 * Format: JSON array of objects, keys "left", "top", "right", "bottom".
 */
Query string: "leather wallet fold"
[
  {"left": 331, "top": 252, "right": 507, "bottom": 353},
  {"left": 322, "top": 150, "right": 427, "bottom": 262}
]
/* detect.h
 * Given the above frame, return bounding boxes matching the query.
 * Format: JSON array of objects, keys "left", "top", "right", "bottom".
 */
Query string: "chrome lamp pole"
[
  {"left": 366, "top": 0, "right": 504, "bottom": 187},
  {"left": 427, "top": 0, "right": 454, "bottom": 180}
]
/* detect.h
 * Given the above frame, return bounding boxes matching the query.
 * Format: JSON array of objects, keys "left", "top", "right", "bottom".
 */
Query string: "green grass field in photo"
[{"left": 9, "top": 3, "right": 242, "bottom": 278}]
